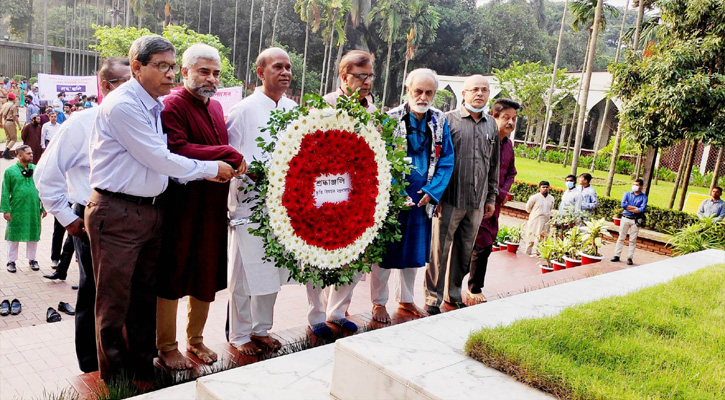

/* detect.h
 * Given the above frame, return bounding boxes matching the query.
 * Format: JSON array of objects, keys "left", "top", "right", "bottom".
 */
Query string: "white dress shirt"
[
  {"left": 226, "top": 88, "right": 296, "bottom": 296},
  {"left": 34, "top": 108, "right": 97, "bottom": 226},
  {"left": 88, "top": 78, "right": 218, "bottom": 197},
  {"left": 40, "top": 121, "right": 60, "bottom": 149},
  {"left": 559, "top": 188, "right": 582, "bottom": 213}
]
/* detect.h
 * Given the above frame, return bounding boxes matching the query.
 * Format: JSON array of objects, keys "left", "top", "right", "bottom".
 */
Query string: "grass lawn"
[
  {"left": 513, "top": 157, "right": 710, "bottom": 210},
  {"left": 466, "top": 264, "right": 725, "bottom": 400}
]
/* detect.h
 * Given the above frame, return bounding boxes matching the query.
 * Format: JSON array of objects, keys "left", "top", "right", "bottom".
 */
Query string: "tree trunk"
[
  {"left": 571, "top": 0, "right": 603, "bottom": 177},
  {"left": 641, "top": 146, "right": 658, "bottom": 195},
  {"left": 271, "top": 0, "right": 281, "bottom": 45},
  {"left": 400, "top": 56, "right": 410, "bottom": 104},
  {"left": 678, "top": 140, "right": 698, "bottom": 211},
  {"left": 138, "top": 0, "right": 143, "bottom": 29},
  {"left": 668, "top": 140, "right": 690, "bottom": 209},
  {"left": 324, "top": 21, "right": 339, "bottom": 94},
  {"left": 208, "top": 0, "right": 213, "bottom": 33},
  {"left": 537, "top": 0, "right": 569, "bottom": 163},
  {"left": 710, "top": 147, "right": 724, "bottom": 192},
  {"left": 301, "top": 22, "right": 309, "bottom": 100},
  {"left": 232, "top": 0, "right": 239, "bottom": 75},
  {"left": 198, "top": 0, "right": 202, "bottom": 31},
  {"left": 256, "top": 1, "right": 266, "bottom": 85},
  {"left": 633, "top": 0, "right": 645, "bottom": 51},
  {"left": 332, "top": 26, "right": 346, "bottom": 93},
  {"left": 535, "top": 117, "right": 545, "bottom": 146},
  {"left": 244, "top": 0, "right": 256, "bottom": 97},
  {"left": 382, "top": 40, "right": 392, "bottom": 107},
  {"left": 319, "top": 40, "right": 329, "bottom": 94},
  {"left": 563, "top": 117, "right": 576, "bottom": 166}
]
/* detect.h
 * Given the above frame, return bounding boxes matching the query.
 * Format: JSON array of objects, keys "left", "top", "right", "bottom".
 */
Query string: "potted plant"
[
  {"left": 536, "top": 236, "right": 557, "bottom": 273},
  {"left": 579, "top": 218, "right": 613, "bottom": 264},
  {"left": 562, "top": 226, "right": 584, "bottom": 268},
  {"left": 550, "top": 237, "right": 567, "bottom": 271},
  {"left": 505, "top": 225, "right": 523, "bottom": 253},
  {"left": 613, "top": 208, "right": 623, "bottom": 226},
  {"left": 496, "top": 227, "right": 509, "bottom": 250},
  {"left": 492, "top": 243, "right": 500, "bottom": 252}
]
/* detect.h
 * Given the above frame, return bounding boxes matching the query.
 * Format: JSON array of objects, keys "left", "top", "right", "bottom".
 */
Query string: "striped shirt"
[{"left": 441, "top": 106, "right": 500, "bottom": 210}]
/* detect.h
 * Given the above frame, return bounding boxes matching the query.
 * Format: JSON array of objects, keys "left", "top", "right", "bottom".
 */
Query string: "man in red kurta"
[{"left": 156, "top": 44, "right": 246, "bottom": 369}]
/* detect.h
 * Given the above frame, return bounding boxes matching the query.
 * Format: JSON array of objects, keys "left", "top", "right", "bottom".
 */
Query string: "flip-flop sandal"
[
  {"left": 10, "top": 299, "right": 21, "bottom": 315},
  {"left": 0, "top": 300, "right": 9, "bottom": 316},
  {"left": 46, "top": 307, "right": 62, "bottom": 323}
]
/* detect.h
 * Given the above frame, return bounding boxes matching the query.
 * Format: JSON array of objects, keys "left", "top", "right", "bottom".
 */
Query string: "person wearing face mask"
[
  {"left": 155, "top": 44, "right": 245, "bottom": 369},
  {"left": 559, "top": 174, "right": 583, "bottom": 213},
  {"left": 371, "top": 68, "right": 454, "bottom": 321},
  {"left": 2, "top": 145, "right": 47, "bottom": 273},
  {"left": 467, "top": 98, "right": 520, "bottom": 305},
  {"left": 21, "top": 114, "right": 42, "bottom": 164},
  {"left": 612, "top": 179, "right": 648, "bottom": 265},
  {"left": 426, "top": 75, "right": 499, "bottom": 313}
]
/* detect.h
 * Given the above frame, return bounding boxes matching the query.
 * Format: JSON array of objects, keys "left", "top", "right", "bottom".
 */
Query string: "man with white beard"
[{"left": 370, "top": 68, "right": 455, "bottom": 323}]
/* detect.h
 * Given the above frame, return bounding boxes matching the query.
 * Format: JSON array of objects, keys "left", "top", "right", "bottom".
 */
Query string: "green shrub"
[
  {"left": 593, "top": 156, "right": 611, "bottom": 171},
  {"left": 545, "top": 150, "right": 565, "bottom": 164},
  {"left": 615, "top": 159, "right": 634, "bottom": 174},
  {"left": 509, "top": 180, "right": 695, "bottom": 234},
  {"left": 577, "top": 155, "right": 593, "bottom": 168},
  {"left": 668, "top": 217, "right": 725, "bottom": 255},
  {"left": 657, "top": 167, "right": 676, "bottom": 182}
]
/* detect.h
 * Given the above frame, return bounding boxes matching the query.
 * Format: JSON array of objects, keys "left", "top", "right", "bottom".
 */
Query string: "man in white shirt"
[
  {"left": 226, "top": 47, "right": 295, "bottom": 355},
  {"left": 35, "top": 57, "right": 131, "bottom": 374},
  {"left": 40, "top": 111, "right": 60, "bottom": 149},
  {"left": 559, "top": 174, "right": 582, "bottom": 213},
  {"left": 576, "top": 173, "right": 598, "bottom": 213},
  {"left": 85, "top": 35, "right": 236, "bottom": 382}
]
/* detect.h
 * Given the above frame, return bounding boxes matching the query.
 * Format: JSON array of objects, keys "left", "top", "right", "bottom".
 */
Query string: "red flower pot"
[
  {"left": 505, "top": 242, "right": 520, "bottom": 253},
  {"left": 499, "top": 242, "right": 507, "bottom": 250},
  {"left": 492, "top": 246, "right": 500, "bottom": 252},
  {"left": 551, "top": 260, "right": 566, "bottom": 271},
  {"left": 506, "top": 193, "right": 514, "bottom": 202},
  {"left": 613, "top": 218, "right": 621, "bottom": 226},
  {"left": 579, "top": 252, "right": 604, "bottom": 265},
  {"left": 563, "top": 256, "right": 582, "bottom": 269},
  {"left": 541, "top": 265, "right": 554, "bottom": 274}
]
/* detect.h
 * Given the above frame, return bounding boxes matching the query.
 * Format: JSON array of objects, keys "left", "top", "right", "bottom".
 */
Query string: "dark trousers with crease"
[
  {"left": 72, "top": 203, "right": 98, "bottom": 373},
  {"left": 52, "top": 216, "right": 75, "bottom": 275},
  {"left": 85, "top": 191, "right": 162, "bottom": 381},
  {"left": 469, "top": 245, "right": 492, "bottom": 294}
]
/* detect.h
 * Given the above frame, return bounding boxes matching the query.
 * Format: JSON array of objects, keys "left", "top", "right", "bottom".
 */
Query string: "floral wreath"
[{"left": 246, "top": 93, "right": 410, "bottom": 288}]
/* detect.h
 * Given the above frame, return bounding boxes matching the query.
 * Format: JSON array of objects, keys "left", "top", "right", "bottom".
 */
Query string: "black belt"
[
  {"left": 623, "top": 214, "right": 636, "bottom": 219},
  {"left": 94, "top": 188, "right": 160, "bottom": 206}
]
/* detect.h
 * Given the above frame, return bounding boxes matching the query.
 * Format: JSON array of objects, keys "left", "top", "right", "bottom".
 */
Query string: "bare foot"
[
  {"left": 187, "top": 342, "right": 218, "bottom": 365},
  {"left": 250, "top": 334, "right": 282, "bottom": 351},
  {"left": 372, "top": 304, "right": 391, "bottom": 323},
  {"left": 158, "top": 349, "right": 193, "bottom": 370},
  {"left": 466, "top": 290, "right": 487, "bottom": 305},
  {"left": 236, "top": 341, "right": 263, "bottom": 356},
  {"left": 398, "top": 302, "right": 426, "bottom": 317}
]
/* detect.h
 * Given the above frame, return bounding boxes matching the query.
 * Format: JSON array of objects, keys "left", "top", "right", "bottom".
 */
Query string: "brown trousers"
[
  {"left": 85, "top": 190, "right": 163, "bottom": 381},
  {"left": 156, "top": 296, "right": 210, "bottom": 353}
]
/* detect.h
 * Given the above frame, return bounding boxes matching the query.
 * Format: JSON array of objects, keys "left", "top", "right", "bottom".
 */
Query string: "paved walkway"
[{"left": 0, "top": 156, "right": 669, "bottom": 399}]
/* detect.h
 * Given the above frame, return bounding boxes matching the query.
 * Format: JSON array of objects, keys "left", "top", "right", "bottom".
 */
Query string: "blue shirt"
[
  {"left": 25, "top": 104, "right": 39, "bottom": 123},
  {"left": 407, "top": 112, "right": 455, "bottom": 203},
  {"left": 577, "top": 184, "right": 598, "bottom": 211},
  {"left": 621, "top": 191, "right": 648, "bottom": 217},
  {"left": 698, "top": 198, "right": 725, "bottom": 220}
]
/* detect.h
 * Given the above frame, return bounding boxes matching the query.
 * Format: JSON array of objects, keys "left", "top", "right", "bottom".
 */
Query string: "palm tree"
[
  {"left": 398, "top": 0, "right": 440, "bottom": 104},
  {"left": 317, "top": 0, "right": 349, "bottom": 94},
  {"left": 370, "top": 0, "right": 405, "bottom": 107},
  {"left": 271, "top": 0, "right": 282, "bottom": 44},
  {"left": 295, "top": 0, "right": 323, "bottom": 100},
  {"left": 244, "top": 0, "right": 256, "bottom": 97}
]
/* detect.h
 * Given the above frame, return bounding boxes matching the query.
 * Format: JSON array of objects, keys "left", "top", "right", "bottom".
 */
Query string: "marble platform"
[{"left": 329, "top": 249, "right": 725, "bottom": 399}]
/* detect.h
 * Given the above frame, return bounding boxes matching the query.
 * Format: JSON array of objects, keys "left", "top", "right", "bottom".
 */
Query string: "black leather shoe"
[
  {"left": 627, "top": 258, "right": 634, "bottom": 265},
  {"left": 6, "top": 262, "right": 16, "bottom": 273},
  {"left": 610, "top": 256, "right": 620, "bottom": 262},
  {"left": 71, "top": 286, "right": 79, "bottom": 290},
  {"left": 425, "top": 305, "right": 441, "bottom": 315},
  {"left": 10, "top": 299, "right": 21, "bottom": 315},
  {"left": 29, "top": 260, "right": 40, "bottom": 271},
  {"left": 43, "top": 271, "right": 67, "bottom": 280},
  {"left": 58, "top": 302, "right": 75, "bottom": 315},
  {"left": 46, "top": 307, "right": 61, "bottom": 323},
  {"left": 0, "top": 300, "right": 9, "bottom": 316}
]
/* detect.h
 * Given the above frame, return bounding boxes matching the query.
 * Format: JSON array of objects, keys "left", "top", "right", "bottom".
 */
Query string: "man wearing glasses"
[
  {"left": 426, "top": 75, "right": 499, "bottom": 313},
  {"left": 305, "top": 50, "right": 377, "bottom": 337},
  {"left": 85, "top": 35, "right": 236, "bottom": 382},
  {"left": 35, "top": 57, "right": 131, "bottom": 375}
]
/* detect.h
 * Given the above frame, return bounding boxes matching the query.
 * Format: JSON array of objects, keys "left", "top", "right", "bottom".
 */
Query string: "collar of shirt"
[
  {"left": 458, "top": 104, "right": 487, "bottom": 123},
  {"left": 129, "top": 78, "right": 164, "bottom": 114},
  {"left": 335, "top": 86, "right": 374, "bottom": 109},
  {"left": 253, "top": 87, "right": 289, "bottom": 109}
]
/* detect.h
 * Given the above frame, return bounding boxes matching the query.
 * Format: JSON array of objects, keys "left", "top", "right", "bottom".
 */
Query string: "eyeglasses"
[
  {"left": 465, "top": 87, "right": 489, "bottom": 94},
  {"left": 348, "top": 73, "right": 375, "bottom": 82},
  {"left": 145, "top": 61, "right": 181, "bottom": 74},
  {"left": 106, "top": 77, "right": 130, "bottom": 89}
]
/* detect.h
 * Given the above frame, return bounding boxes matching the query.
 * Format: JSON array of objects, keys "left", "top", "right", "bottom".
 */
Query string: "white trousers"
[
  {"left": 370, "top": 263, "right": 417, "bottom": 306},
  {"left": 306, "top": 272, "right": 362, "bottom": 326},
  {"left": 7, "top": 241, "right": 38, "bottom": 262},
  {"left": 228, "top": 292, "right": 277, "bottom": 346},
  {"left": 615, "top": 217, "right": 639, "bottom": 260}
]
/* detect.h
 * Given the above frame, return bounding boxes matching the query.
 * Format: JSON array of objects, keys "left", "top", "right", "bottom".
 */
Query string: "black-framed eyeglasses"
[
  {"left": 145, "top": 61, "right": 181, "bottom": 74},
  {"left": 348, "top": 73, "right": 375, "bottom": 82}
]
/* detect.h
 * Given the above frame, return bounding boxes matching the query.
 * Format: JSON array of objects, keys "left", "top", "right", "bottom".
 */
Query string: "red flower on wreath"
[{"left": 282, "top": 130, "right": 379, "bottom": 250}]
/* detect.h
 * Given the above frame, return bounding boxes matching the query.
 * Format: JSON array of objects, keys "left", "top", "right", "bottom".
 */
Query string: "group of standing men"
[{"left": 27, "top": 33, "right": 526, "bottom": 383}]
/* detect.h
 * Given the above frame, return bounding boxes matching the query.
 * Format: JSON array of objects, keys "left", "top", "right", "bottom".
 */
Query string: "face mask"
[
  {"left": 566, "top": 181, "right": 574, "bottom": 189},
  {"left": 632, "top": 185, "right": 640, "bottom": 192},
  {"left": 464, "top": 102, "right": 486, "bottom": 114}
]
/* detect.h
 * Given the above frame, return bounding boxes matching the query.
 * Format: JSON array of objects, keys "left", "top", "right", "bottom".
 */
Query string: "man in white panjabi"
[
  {"left": 306, "top": 50, "right": 377, "bottom": 337},
  {"left": 523, "top": 180, "right": 555, "bottom": 255},
  {"left": 226, "top": 47, "right": 295, "bottom": 355}
]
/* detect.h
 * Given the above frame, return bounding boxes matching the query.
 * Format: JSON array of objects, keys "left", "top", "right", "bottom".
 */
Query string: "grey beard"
[{"left": 197, "top": 87, "right": 217, "bottom": 98}]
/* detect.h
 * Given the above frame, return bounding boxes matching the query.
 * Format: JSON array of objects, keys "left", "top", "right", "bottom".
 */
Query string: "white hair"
[
  {"left": 182, "top": 44, "right": 221, "bottom": 68},
  {"left": 405, "top": 68, "right": 439, "bottom": 89}
]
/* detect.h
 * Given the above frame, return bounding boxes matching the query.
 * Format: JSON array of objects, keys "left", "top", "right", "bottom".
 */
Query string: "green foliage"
[
  {"left": 582, "top": 218, "right": 612, "bottom": 256},
  {"left": 513, "top": 144, "right": 634, "bottom": 175},
  {"left": 246, "top": 91, "right": 410, "bottom": 288},
  {"left": 92, "top": 24, "right": 241, "bottom": 87},
  {"left": 496, "top": 225, "right": 510, "bottom": 245},
  {"left": 536, "top": 236, "right": 563, "bottom": 266},
  {"left": 562, "top": 225, "right": 585, "bottom": 260},
  {"left": 668, "top": 217, "right": 725, "bottom": 256},
  {"left": 506, "top": 225, "right": 523, "bottom": 244},
  {"left": 598, "top": 134, "right": 642, "bottom": 156},
  {"left": 466, "top": 264, "right": 725, "bottom": 400}
]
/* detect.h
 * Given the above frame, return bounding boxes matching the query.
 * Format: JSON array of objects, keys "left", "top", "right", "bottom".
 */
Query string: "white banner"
[
  {"left": 170, "top": 86, "right": 244, "bottom": 118},
  {"left": 37, "top": 73, "right": 99, "bottom": 103}
]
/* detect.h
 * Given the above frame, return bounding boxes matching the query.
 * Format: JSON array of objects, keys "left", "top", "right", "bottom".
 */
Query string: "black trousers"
[
  {"left": 72, "top": 204, "right": 98, "bottom": 373},
  {"left": 52, "top": 217, "right": 75, "bottom": 275},
  {"left": 468, "top": 245, "right": 492, "bottom": 294}
]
